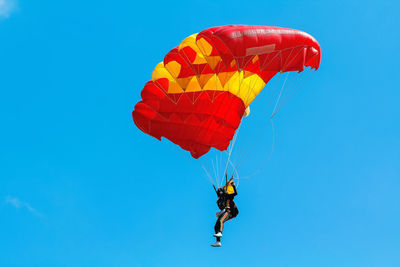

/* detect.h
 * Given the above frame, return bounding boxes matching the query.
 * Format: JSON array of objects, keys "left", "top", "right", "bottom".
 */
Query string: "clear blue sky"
[{"left": 1, "top": 0, "right": 399, "bottom": 266}]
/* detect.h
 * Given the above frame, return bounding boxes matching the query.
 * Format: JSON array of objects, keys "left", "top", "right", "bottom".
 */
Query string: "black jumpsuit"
[{"left": 214, "top": 184, "right": 238, "bottom": 241}]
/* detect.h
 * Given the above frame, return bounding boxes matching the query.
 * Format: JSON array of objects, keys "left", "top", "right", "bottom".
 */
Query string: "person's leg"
[
  {"left": 212, "top": 216, "right": 223, "bottom": 247},
  {"left": 214, "top": 211, "right": 230, "bottom": 235},
  {"left": 211, "top": 211, "right": 231, "bottom": 246},
  {"left": 214, "top": 217, "right": 221, "bottom": 234},
  {"left": 219, "top": 211, "right": 230, "bottom": 233}
]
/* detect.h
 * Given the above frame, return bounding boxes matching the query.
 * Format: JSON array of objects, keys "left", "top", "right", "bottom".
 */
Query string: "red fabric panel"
[
  {"left": 197, "top": 25, "right": 321, "bottom": 72},
  {"left": 132, "top": 81, "right": 245, "bottom": 159}
]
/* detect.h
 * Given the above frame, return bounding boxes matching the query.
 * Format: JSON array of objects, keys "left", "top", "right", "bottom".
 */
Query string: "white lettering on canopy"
[{"left": 246, "top": 44, "right": 276, "bottom": 56}]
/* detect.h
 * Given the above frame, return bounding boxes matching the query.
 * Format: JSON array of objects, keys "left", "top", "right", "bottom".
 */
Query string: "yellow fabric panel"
[
  {"left": 152, "top": 62, "right": 173, "bottom": 81},
  {"left": 204, "top": 55, "right": 221, "bottom": 70},
  {"left": 202, "top": 74, "right": 224, "bottom": 91},
  {"left": 164, "top": 60, "right": 181, "bottom": 78},
  {"left": 178, "top": 34, "right": 208, "bottom": 65},
  {"left": 223, "top": 71, "right": 266, "bottom": 106},
  {"left": 217, "top": 71, "right": 236, "bottom": 87},
  {"left": 241, "top": 74, "right": 266, "bottom": 105},
  {"left": 196, "top": 37, "right": 213, "bottom": 56},
  {"left": 185, "top": 76, "right": 203, "bottom": 92},
  {"left": 196, "top": 37, "right": 221, "bottom": 70},
  {"left": 178, "top": 34, "right": 197, "bottom": 50},
  {"left": 167, "top": 80, "right": 185, "bottom": 94},
  {"left": 175, "top": 77, "right": 192, "bottom": 90},
  {"left": 152, "top": 62, "right": 184, "bottom": 94}
]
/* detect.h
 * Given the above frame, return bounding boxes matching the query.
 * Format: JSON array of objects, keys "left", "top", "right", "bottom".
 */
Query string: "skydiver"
[{"left": 211, "top": 176, "right": 239, "bottom": 247}]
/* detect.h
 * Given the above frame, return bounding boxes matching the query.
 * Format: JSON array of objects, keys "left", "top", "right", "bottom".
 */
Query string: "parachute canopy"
[{"left": 132, "top": 25, "right": 321, "bottom": 158}]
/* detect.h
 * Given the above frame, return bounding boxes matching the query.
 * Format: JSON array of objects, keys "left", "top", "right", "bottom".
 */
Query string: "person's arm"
[{"left": 231, "top": 183, "right": 238, "bottom": 197}]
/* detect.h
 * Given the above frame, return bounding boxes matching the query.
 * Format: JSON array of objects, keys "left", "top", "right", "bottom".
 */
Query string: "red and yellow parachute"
[{"left": 132, "top": 25, "right": 321, "bottom": 158}]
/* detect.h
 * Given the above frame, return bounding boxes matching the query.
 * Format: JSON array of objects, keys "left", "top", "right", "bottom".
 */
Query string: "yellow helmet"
[{"left": 222, "top": 178, "right": 235, "bottom": 195}]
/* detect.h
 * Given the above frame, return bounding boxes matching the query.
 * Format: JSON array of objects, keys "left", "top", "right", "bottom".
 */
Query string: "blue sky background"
[{"left": 1, "top": 0, "right": 399, "bottom": 266}]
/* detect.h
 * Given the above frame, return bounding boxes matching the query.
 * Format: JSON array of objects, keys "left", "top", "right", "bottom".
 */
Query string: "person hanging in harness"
[{"left": 211, "top": 175, "right": 239, "bottom": 247}]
